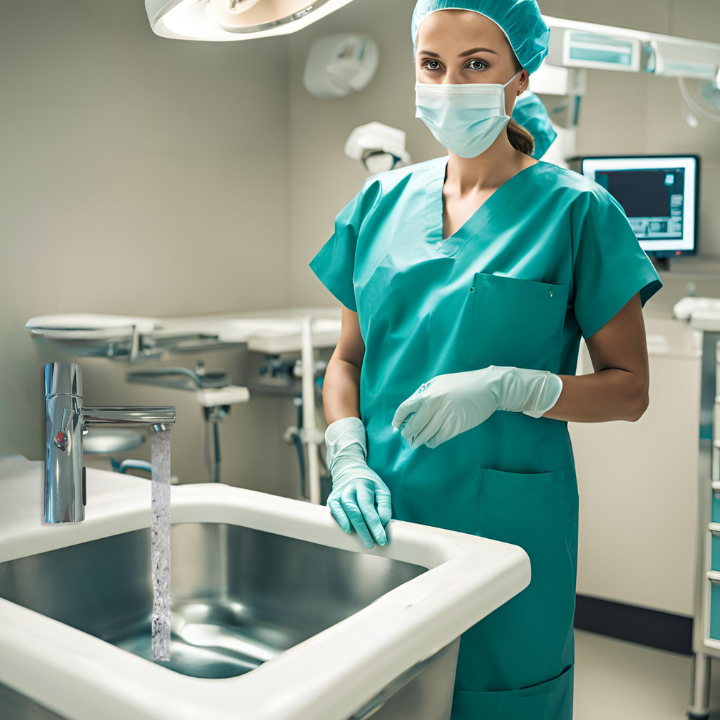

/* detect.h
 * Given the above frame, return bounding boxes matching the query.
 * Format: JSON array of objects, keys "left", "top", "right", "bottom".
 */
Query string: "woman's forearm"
[
  {"left": 323, "top": 355, "right": 363, "bottom": 425},
  {"left": 544, "top": 369, "right": 649, "bottom": 424},
  {"left": 544, "top": 294, "right": 651, "bottom": 424},
  {"left": 324, "top": 361, "right": 650, "bottom": 427}
]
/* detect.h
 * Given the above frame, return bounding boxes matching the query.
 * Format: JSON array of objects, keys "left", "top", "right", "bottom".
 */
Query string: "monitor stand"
[{"left": 650, "top": 255, "right": 671, "bottom": 273}]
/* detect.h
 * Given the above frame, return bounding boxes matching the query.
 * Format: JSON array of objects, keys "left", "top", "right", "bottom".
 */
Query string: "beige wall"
[
  {"left": 289, "top": 0, "right": 720, "bottom": 312},
  {"left": 0, "top": 0, "right": 301, "bottom": 496},
  {"left": 1, "top": 0, "right": 718, "bottom": 497}
]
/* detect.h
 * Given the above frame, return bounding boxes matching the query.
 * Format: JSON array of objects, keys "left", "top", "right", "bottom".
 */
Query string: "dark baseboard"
[{"left": 574, "top": 594, "right": 693, "bottom": 656}]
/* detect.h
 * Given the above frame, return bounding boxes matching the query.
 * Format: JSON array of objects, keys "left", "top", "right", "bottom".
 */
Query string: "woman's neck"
[{"left": 445, "top": 132, "right": 536, "bottom": 196}]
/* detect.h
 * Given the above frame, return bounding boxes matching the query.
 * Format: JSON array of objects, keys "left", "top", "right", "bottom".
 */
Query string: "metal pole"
[{"left": 301, "top": 317, "right": 322, "bottom": 505}]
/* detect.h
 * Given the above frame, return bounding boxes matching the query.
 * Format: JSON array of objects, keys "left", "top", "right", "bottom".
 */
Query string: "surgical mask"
[{"left": 415, "top": 72, "right": 519, "bottom": 158}]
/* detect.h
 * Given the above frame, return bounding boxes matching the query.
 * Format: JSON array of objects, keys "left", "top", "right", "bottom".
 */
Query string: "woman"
[{"left": 309, "top": 1, "right": 663, "bottom": 718}]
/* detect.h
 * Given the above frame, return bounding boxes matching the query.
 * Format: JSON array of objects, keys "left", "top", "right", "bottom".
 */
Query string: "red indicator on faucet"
[{"left": 54, "top": 431, "right": 68, "bottom": 450}]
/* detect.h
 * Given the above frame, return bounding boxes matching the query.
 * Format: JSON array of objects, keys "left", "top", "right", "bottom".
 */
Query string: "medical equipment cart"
[{"left": 688, "top": 310, "right": 720, "bottom": 719}]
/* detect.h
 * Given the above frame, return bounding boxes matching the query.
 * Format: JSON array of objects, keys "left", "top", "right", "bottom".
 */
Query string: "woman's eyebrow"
[
  {"left": 458, "top": 47, "right": 497, "bottom": 57},
  {"left": 417, "top": 47, "right": 497, "bottom": 59}
]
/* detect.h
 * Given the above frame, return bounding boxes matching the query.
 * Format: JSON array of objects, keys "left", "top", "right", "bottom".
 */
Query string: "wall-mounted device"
[
  {"left": 547, "top": 28, "right": 643, "bottom": 73},
  {"left": 645, "top": 39, "right": 720, "bottom": 82},
  {"left": 582, "top": 155, "right": 700, "bottom": 267},
  {"left": 345, "top": 122, "right": 411, "bottom": 174},
  {"left": 543, "top": 16, "right": 720, "bottom": 82},
  {"left": 530, "top": 64, "right": 586, "bottom": 128},
  {"left": 304, "top": 34, "right": 380, "bottom": 99}
]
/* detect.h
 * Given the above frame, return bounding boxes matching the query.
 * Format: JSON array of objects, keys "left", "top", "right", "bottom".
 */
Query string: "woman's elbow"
[{"left": 627, "top": 386, "right": 650, "bottom": 422}]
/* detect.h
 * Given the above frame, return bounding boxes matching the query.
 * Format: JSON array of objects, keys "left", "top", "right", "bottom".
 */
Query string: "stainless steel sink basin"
[
  {"left": 0, "top": 480, "right": 529, "bottom": 720},
  {"left": 0, "top": 521, "right": 462, "bottom": 720},
  {"left": 0, "top": 523, "right": 425, "bottom": 681}
]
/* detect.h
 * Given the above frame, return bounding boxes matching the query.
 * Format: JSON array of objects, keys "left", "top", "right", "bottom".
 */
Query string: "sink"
[
  {"left": 0, "top": 523, "right": 424, "bottom": 680},
  {"left": 0, "top": 476, "right": 530, "bottom": 720}
]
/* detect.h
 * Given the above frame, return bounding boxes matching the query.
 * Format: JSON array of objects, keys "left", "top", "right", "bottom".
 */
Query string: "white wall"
[
  {"left": 0, "top": 0, "right": 301, "bottom": 496},
  {"left": 1, "top": 0, "right": 718, "bottom": 502},
  {"left": 573, "top": 319, "right": 702, "bottom": 616}
]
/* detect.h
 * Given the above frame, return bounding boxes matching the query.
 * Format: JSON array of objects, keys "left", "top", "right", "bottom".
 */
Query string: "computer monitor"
[{"left": 581, "top": 155, "right": 699, "bottom": 259}]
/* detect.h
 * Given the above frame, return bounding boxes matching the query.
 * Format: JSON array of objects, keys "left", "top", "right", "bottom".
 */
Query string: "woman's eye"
[
  {"left": 467, "top": 60, "right": 487, "bottom": 71},
  {"left": 423, "top": 60, "right": 442, "bottom": 71}
]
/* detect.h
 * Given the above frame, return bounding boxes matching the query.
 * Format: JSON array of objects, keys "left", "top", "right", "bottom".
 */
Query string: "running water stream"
[{"left": 151, "top": 427, "right": 172, "bottom": 662}]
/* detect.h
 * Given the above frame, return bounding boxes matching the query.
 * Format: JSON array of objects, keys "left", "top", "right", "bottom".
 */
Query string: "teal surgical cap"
[
  {"left": 411, "top": 0, "right": 550, "bottom": 74},
  {"left": 512, "top": 91, "right": 558, "bottom": 159}
]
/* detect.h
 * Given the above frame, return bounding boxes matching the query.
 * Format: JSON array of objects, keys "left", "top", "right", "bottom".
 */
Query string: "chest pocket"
[{"left": 455, "top": 273, "right": 569, "bottom": 371}]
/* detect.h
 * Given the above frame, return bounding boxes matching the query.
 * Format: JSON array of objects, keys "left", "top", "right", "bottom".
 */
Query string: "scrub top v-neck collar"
[{"left": 424, "top": 156, "right": 546, "bottom": 257}]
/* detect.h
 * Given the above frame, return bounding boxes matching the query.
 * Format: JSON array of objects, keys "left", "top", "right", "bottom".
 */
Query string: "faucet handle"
[{"left": 53, "top": 407, "right": 73, "bottom": 450}]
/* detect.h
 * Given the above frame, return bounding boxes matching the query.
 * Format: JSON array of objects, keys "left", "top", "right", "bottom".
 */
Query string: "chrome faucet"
[{"left": 44, "top": 362, "right": 177, "bottom": 523}]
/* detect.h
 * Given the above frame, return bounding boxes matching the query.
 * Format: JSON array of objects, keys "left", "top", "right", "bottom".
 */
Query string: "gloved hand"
[
  {"left": 325, "top": 416, "right": 392, "bottom": 549},
  {"left": 392, "top": 366, "right": 563, "bottom": 450}
]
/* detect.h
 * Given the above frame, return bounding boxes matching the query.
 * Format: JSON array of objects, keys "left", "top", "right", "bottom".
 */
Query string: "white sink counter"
[{"left": 0, "top": 460, "right": 530, "bottom": 720}]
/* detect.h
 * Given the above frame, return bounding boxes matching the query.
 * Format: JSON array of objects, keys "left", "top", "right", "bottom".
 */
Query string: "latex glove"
[
  {"left": 325, "top": 416, "right": 392, "bottom": 549},
  {"left": 392, "top": 366, "right": 563, "bottom": 450}
]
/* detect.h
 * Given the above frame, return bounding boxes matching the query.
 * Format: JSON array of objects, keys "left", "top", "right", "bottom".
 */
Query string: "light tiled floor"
[{"left": 575, "top": 630, "right": 720, "bottom": 719}]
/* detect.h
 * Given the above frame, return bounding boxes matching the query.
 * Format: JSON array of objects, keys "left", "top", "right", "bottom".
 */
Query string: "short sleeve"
[
  {"left": 572, "top": 187, "right": 663, "bottom": 340},
  {"left": 309, "top": 179, "right": 381, "bottom": 313}
]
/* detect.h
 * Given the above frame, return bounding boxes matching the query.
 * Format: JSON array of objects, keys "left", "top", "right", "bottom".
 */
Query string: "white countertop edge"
[
  {"left": 25, "top": 307, "right": 342, "bottom": 345},
  {"left": 691, "top": 316, "right": 720, "bottom": 333},
  {"left": 0, "top": 480, "right": 530, "bottom": 720}
]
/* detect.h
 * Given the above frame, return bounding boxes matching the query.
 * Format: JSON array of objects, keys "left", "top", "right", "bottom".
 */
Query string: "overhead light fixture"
[
  {"left": 543, "top": 15, "right": 720, "bottom": 82},
  {"left": 146, "top": 0, "right": 357, "bottom": 42},
  {"left": 547, "top": 28, "right": 641, "bottom": 73},
  {"left": 646, "top": 39, "right": 719, "bottom": 81}
]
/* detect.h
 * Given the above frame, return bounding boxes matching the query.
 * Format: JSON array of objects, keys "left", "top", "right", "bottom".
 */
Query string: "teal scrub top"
[{"left": 309, "top": 157, "right": 662, "bottom": 717}]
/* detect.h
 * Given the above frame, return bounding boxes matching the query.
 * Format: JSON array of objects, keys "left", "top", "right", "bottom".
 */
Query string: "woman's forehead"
[{"left": 416, "top": 10, "right": 507, "bottom": 52}]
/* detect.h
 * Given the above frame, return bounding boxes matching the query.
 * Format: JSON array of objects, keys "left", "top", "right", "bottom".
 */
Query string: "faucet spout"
[
  {"left": 44, "top": 362, "right": 176, "bottom": 524},
  {"left": 82, "top": 407, "right": 177, "bottom": 427}
]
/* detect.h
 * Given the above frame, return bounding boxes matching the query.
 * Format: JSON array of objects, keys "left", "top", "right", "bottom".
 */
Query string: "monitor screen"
[{"left": 581, "top": 156, "right": 698, "bottom": 255}]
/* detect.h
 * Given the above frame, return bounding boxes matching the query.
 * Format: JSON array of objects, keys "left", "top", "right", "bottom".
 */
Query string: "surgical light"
[
  {"left": 548, "top": 29, "right": 642, "bottom": 73},
  {"left": 146, "top": 0, "right": 357, "bottom": 42},
  {"left": 543, "top": 16, "right": 720, "bottom": 83},
  {"left": 646, "top": 39, "right": 719, "bottom": 82}
]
